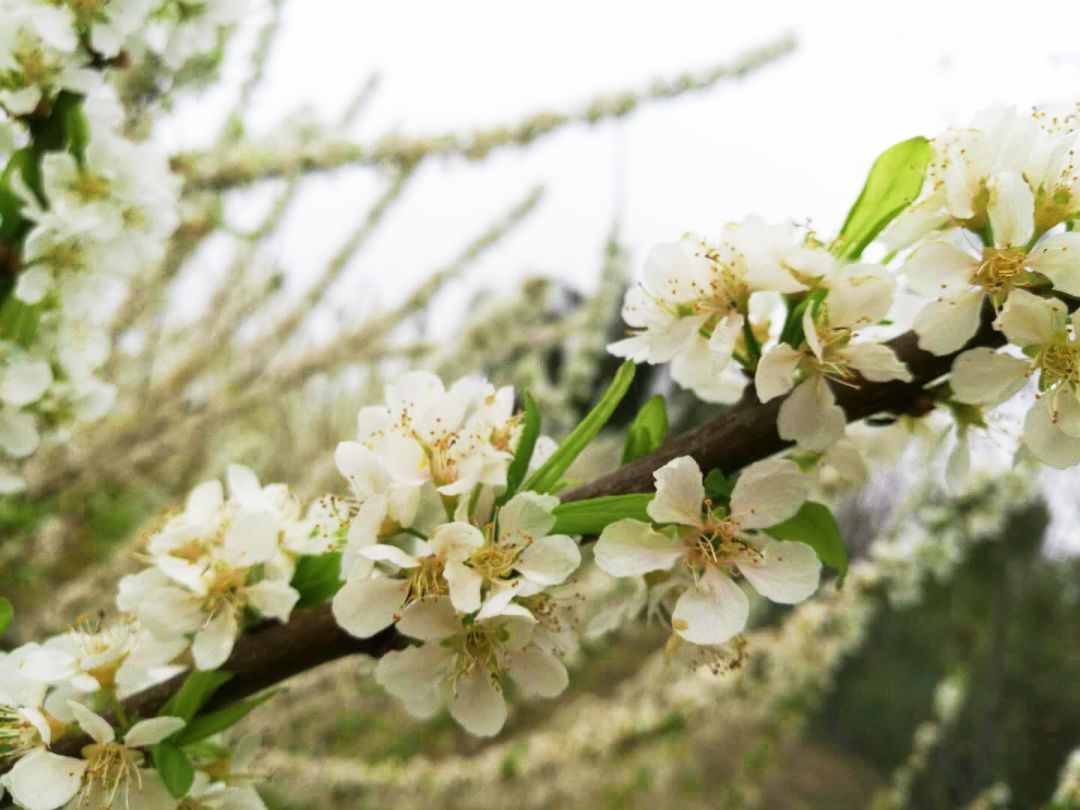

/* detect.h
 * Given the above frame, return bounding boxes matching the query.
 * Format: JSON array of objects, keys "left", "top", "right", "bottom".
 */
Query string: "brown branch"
[{"left": 35, "top": 314, "right": 1002, "bottom": 762}]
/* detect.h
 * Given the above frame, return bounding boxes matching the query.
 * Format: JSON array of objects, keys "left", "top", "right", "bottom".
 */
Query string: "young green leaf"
[
  {"left": 0, "top": 597, "right": 12, "bottom": 635},
  {"left": 621, "top": 394, "right": 669, "bottom": 465},
  {"left": 173, "top": 693, "right": 276, "bottom": 745},
  {"left": 0, "top": 298, "right": 43, "bottom": 348},
  {"left": 832, "top": 136, "right": 931, "bottom": 261},
  {"left": 764, "top": 501, "right": 849, "bottom": 580},
  {"left": 161, "top": 670, "right": 234, "bottom": 722},
  {"left": 703, "top": 469, "right": 734, "bottom": 501},
  {"left": 524, "top": 361, "right": 636, "bottom": 494},
  {"left": 550, "top": 494, "right": 653, "bottom": 535},
  {"left": 495, "top": 392, "right": 541, "bottom": 506},
  {"left": 290, "top": 550, "right": 344, "bottom": 608},
  {"left": 152, "top": 741, "right": 195, "bottom": 799},
  {"left": 0, "top": 149, "right": 35, "bottom": 241}
]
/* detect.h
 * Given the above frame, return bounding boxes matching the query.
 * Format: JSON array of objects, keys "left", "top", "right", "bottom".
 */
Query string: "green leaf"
[
  {"left": 62, "top": 102, "right": 90, "bottom": 165},
  {"left": 290, "top": 550, "right": 344, "bottom": 608},
  {"left": 621, "top": 394, "right": 669, "bottom": 465},
  {"left": 765, "top": 501, "right": 849, "bottom": 580},
  {"left": 777, "top": 288, "right": 827, "bottom": 348},
  {"left": 173, "top": 693, "right": 275, "bottom": 745},
  {"left": 703, "top": 469, "right": 734, "bottom": 500},
  {"left": 152, "top": 741, "right": 195, "bottom": 799},
  {"left": 0, "top": 297, "right": 43, "bottom": 348},
  {"left": 551, "top": 494, "right": 653, "bottom": 535},
  {"left": 832, "top": 136, "right": 931, "bottom": 261},
  {"left": 0, "top": 148, "right": 36, "bottom": 240},
  {"left": 0, "top": 597, "right": 12, "bottom": 635},
  {"left": 495, "top": 392, "right": 541, "bottom": 507},
  {"left": 524, "top": 361, "right": 636, "bottom": 494},
  {"left": 161, "top": 670, "right": 234, "bottom": 722}
]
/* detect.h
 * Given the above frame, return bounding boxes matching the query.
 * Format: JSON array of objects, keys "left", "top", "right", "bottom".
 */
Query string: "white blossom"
[{"left": 595, "top": 456, "right": 820, "bottom": 645}]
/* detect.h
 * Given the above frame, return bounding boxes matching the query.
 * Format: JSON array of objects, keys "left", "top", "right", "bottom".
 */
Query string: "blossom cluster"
[
  {"left": 0, "top": 0, "right": 245, "bottom": 492},
  {"left": 0, "top": 463, "right": 294, "bottom": 807},
  {"left": 328, "top": 372, "right": 582, "bottom": 736},
  {"left": 613, "top": 105, "right": 1080, "bottom": 478}
]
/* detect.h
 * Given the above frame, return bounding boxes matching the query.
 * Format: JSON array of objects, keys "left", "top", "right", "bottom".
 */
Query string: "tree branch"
[{"left": 37, "top": 315, "right": 1002, "bottom": 761}]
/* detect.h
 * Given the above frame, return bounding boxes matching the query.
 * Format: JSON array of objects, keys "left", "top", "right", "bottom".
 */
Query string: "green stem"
[{"left": 740, "top": 317, "right": 762, "bottom": 369}]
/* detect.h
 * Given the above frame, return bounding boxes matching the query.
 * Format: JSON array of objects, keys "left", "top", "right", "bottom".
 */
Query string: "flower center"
[
  {"left": 1035, "top": 184, "right": 1076, "bottom": 234},
  {"left": 0, "top": 707, "right": 44, "bottom": 760},
  {"left": 684, "top": 519, "right": 761, "bottom": 572},
  {"left": 79, "top": 742, "right": 142, "bottom": 807},
  {"left": 975, "top": 247, "right": 1027, "bottom": 294},
  {"left": 449, "top": 622, "right": 507, "bottom": 681},
  {"left": 204, "top": 565, "right": 247, "bottom": 612},
  {"left": 806, "top": 327, "right": 858, "bottom": 385},
  {"left": 467, "top": 544, "right": 518, "bottom": 579},
  {"left": 73, "top": 172, "right": 111, "bottom": 201},
  {"left": 697, "top": 262, "right": 750, "bottom": 319},
  {"left": 407, "top": 557, "right": 447, "bottom": 602},
  {"left": 1037, "top": 339, "right": 1080, "bottom": 391}
]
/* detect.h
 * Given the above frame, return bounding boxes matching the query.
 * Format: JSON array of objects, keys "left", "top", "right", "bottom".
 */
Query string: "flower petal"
[
  {"left": 497, "top": 491, "right": 559, "bottom": 546},
  {"left": 331, "top": 576, "right": 409, "bottom": 638},
  {"left": 68, "top": 701, "right": 114, "bottom": 744},
  {"left": 913, "top": 288, "right": 985, "bottom": 355},
  {"left": 737, "top": 539, "right": 821, "bottom": 604},
  {"left": 192, "top": 607, "right": 238, "bottom": 670},
  {"left": 646, "top": 455, "right": 704, "bottom": 526},
  {"left": 842, "top": 343, "right": 912, "bottom": 383},
  {"left": 516, "top": 535, "right": 581, "bottom": 586},
  {"left": 671, "top": 569, "right": 749, "bottom": 645},
  {"left": 1027, "top": 232, "right": 1080, "bottom": 296},
  {"left": 594, "top": 519, "right": 684, "bottom": 577},
  {"left": 1023, "top": 399, "right": 1080, "bottom": 469},
  {"left": 375, "top": 644, "right": 448, "bottom": 719},
  {"left": 445, "top": 560, "right": 483, "bottom": 614},
  {"left": 754, "top": 343, "right": 803, "bottom": 402},
  {"left": 730, "top": 458, "right": 810, "bottom": 529},
  {"left": 777, "top": 376, "right": 846, "bottom": 452},
  {"left": 222, "top": 510, "right": 280, "bottom": 568},
  {"left": 429, "top": 522, "right": 485, "bottom": 561},
  {"left": 903, "top": 240, "right": 977, "bottom": 298},
  {"left": 396, "top": 596, "right": 460, "bottom": 641},
  {"left": 124, "top": 716, "right": 185, "bottom": 748},
  {"left": 949, "top": 348, "right": 1028, "bottom": 406},
  {"left": 0, "top": 750, "right": 87, "bottom": 810},
  {"left": 988, "top": 171, "right": 1034, "bottom": 248},
  {"left": 245, "top": 580, "right": 300, "bottom": 623},
  {"left": 995, "top": 288, "right": 1066, "bottom": 347},
  {"left": 450, "top": 667, "right": 507, "bottom": 737},
  {"left": 507, "top": 646, "right": 569, "bottom": 698}
]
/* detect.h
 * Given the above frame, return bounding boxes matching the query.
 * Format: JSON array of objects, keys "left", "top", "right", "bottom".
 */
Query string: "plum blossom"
[
  {"left": 595, "top": 456, "right": 821, "bottom": 645},
  {"left": 906, "top": 173, "right": 1080, "bottom": 355},
  {"left": 0, "top": 703, "right": 183, "bottom": 810},
  {"left": 374, "top": 597, "right": 569, "bottom": 736},
  {"left": 116, "top": 467, "right": 300, "bottom": 669},
  {"left": 755, "top": 267, "right": 911, "bottom": 451},
  {"left": 608, "top": 225, "right": 808, "bottom": 402},
  {"left": 950, "top": 289, "right": 1080, "bottom": 468},
  {"left": 332, "top": 490, "right": 580, "bottom": 638},
  {"left": 350, "top": 371, "right": 518, "bottom": 497}
]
